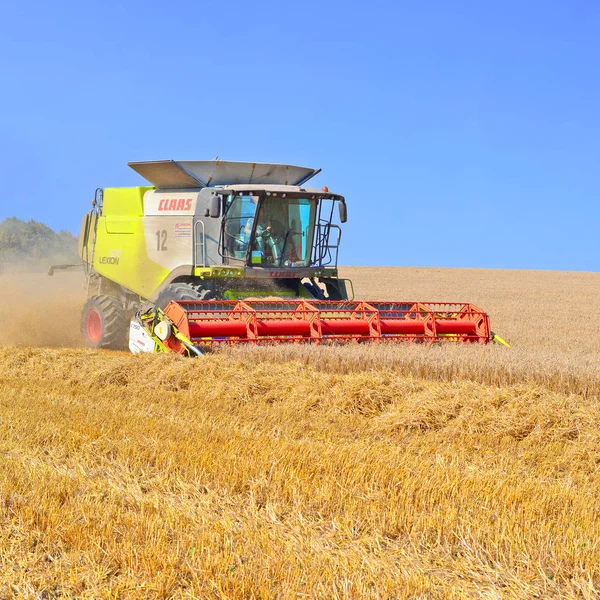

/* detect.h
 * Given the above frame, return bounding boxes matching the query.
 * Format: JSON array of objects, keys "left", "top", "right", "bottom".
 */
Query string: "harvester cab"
[
  {"left": 74, "top": 159, "right": 502, "bottom": 353},
  {"left": 126, "top": 160, "right": 347, "bottom": 288}
]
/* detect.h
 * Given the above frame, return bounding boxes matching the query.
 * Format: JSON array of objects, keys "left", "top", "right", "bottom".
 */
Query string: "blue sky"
[{"left": 0, "top": 0, "right": 598, "bottom": 271}]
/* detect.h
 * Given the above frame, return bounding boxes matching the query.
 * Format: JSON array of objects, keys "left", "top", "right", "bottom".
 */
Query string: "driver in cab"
[{"left": 253, "top": 218, "right": 287, "bottom": 265}]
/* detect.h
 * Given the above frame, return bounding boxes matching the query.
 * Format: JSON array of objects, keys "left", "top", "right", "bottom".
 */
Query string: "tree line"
[{"left": 0, "top": 217, "right": 79, "bottom": 273}]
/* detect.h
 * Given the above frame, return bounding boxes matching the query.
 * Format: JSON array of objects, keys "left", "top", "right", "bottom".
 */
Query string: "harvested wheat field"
[{"left": 0, "top": 267, "right": 599, "bottom": 599}]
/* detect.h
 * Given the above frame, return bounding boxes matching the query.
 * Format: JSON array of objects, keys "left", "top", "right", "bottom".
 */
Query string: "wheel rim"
[{"left": 86, "top": 309, "right": 102, "bottom": 343}]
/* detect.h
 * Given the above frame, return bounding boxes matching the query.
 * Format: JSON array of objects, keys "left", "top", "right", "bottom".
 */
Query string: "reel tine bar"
[{"left": 163, "top": 300, "right": 491, "bottom": 348}]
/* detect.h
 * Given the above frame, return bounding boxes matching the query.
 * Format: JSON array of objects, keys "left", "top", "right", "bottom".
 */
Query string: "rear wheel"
[
  {"left": 154, "top": 283, "right": 213, "bottom": 309},
  {"left": 81, "top": 295, "right": 129, "bottom": 350}
]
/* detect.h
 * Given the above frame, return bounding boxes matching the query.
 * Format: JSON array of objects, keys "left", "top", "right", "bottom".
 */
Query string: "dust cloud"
[{"left": 0, "top": 271, "right": 85, "bottom": 347}]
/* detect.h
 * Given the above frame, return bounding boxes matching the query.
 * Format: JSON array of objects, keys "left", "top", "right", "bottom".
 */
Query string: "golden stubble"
[{"left": 0, "top": 267, "right": 598, "bottom": 598}]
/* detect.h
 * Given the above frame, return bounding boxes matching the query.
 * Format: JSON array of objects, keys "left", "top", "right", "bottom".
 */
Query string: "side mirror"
[
  {"left": 210, "top": 194, "right": 222, "bottom": 218},
  {"left": 338, "top": 201, "right": 347, "bottom": 223}
]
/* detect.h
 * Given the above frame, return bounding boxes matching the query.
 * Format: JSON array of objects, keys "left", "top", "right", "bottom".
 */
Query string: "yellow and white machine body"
[
  {"left": 71, "top": 159, "right": 505, "bottom": 353},
  {"left": 77, "top": 160, "right": 350, "bottom": 349}
]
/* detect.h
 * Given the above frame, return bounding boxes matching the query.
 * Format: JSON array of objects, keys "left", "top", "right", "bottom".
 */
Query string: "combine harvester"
[{"left": 65, "top": 160, "right": 505, "bottom": 355}]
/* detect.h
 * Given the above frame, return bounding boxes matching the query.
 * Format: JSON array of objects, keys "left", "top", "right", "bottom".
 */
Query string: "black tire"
[
  {"left": 154, "top": 283, "right": 212, "bottom": 309},
  {"left": 81, "top": 295, "right": 129, "bottom": 350}
]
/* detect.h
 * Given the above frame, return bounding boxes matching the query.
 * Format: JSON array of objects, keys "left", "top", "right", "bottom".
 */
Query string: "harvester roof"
[
  {"left": 128, "top": 160, "right": 321, "bottom": 190},
  {"left": 218, "top": 184, "right": 343, "bottom": 201}
]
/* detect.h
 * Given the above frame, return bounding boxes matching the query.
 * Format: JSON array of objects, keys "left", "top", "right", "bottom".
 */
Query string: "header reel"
[{"left": 130, "top": 298, "right": 498, "bottom": 356}]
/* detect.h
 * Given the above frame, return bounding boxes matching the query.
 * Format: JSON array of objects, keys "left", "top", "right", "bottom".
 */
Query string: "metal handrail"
[
  {"left": 193, "top": 220, "right": 206, "bottom": 268},
  {"left": 312, "top": 222, "right": 341, "bottom": 267}
]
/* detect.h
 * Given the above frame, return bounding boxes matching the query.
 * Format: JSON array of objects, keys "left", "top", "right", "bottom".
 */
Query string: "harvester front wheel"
[
  {"left": 155, "top": 283, "right": 212, "bottom": 309},
  {"left": 81, "top": 295, "right": 129, "bottom": 350}
]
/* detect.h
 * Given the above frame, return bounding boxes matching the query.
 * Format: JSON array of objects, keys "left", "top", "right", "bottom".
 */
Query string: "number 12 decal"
[{"left": 156, "top": 229, "right": 167, "bottom": 251}]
